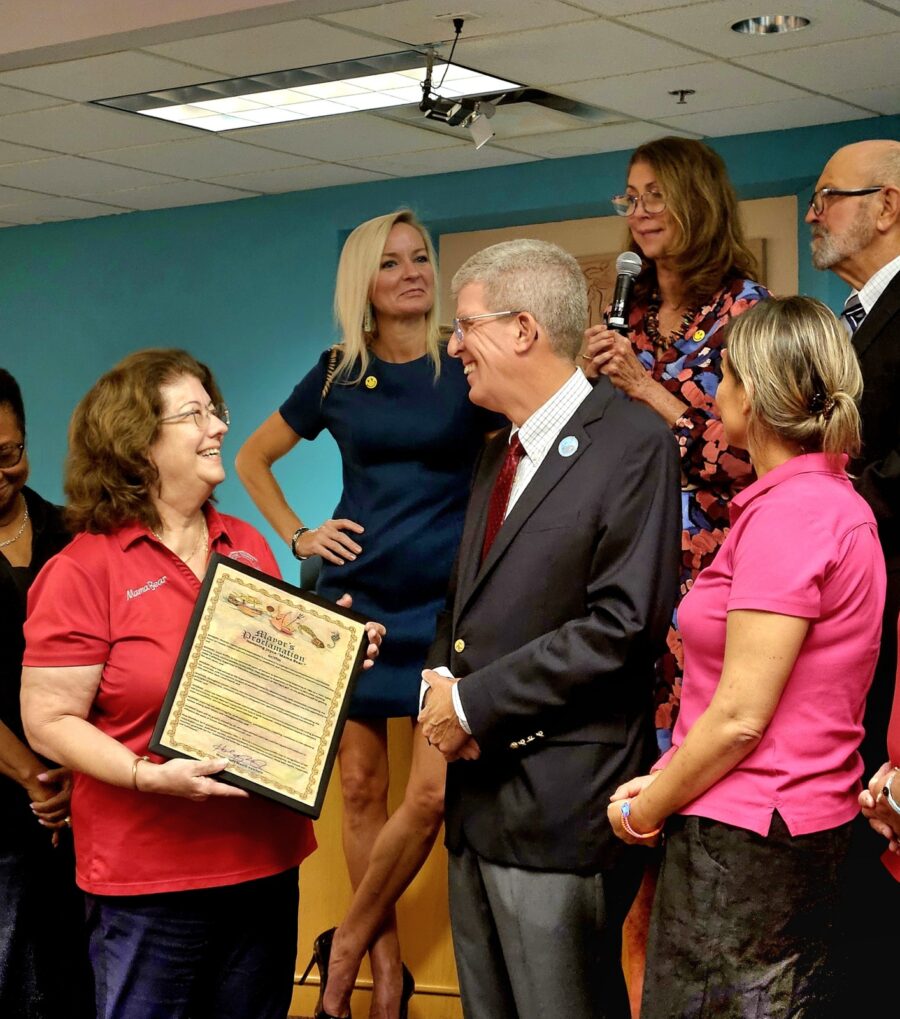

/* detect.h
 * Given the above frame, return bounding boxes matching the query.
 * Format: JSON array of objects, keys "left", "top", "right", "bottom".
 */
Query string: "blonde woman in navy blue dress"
[{"left": 236, "top": 210, "right": 501, "bottom": 1019}]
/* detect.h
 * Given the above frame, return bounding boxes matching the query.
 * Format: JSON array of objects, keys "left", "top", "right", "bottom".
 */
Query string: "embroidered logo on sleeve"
[{"left": 126, "top": 575, "right": 168, "bottom": 600}]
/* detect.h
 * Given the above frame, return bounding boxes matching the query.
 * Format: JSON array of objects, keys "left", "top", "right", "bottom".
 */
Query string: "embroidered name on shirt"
[
  {"left": 126, "top": 575, "right": 168, "bottom": 600},
  {"left": 229, "top": 550, "right": 259, "bottom": 565}
]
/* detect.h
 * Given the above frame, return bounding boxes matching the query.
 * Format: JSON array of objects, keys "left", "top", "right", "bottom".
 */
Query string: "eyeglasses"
[
  {"left": 808, "top": 186, "right": 883, "bottom": 216},
  {"left": 160, "top": 403, "right": 230, "bottom": 429},
  {"left": 0, "top": 442, "right": 24, "bottom": 469},
  {"left": 452, "top": 310, "right": 523, "bottom": 343},
  {"left": 611, "top": 190, "right": 667, "bottom": 217}
]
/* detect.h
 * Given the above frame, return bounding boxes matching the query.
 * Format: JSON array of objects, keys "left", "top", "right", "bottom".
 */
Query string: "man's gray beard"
[{"left": 810, "top": 205, "right": 876, "bottom": 270}]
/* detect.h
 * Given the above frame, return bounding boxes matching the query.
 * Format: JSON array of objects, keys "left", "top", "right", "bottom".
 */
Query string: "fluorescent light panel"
[{"left": 95, "top": 51, "right": 522, "bottom": 132}]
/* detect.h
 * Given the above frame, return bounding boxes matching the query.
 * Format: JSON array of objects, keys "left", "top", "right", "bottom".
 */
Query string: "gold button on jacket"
[{"left": 454, "top": 638, "right": 465, "bottom": 653}]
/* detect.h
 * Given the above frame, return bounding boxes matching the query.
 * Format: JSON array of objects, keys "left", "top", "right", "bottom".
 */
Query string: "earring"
[{"left": 363, "top": 303, "right": 375, "bottom": 334}]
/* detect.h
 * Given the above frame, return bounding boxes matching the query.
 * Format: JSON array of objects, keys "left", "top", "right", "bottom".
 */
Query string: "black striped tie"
[{"left": 842, "top": 294, "right": 866, "bottom": 334}]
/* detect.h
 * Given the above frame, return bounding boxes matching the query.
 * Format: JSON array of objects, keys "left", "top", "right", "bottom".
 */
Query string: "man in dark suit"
[
  {"left": 807, "top": 138, "right": 900, "bottom": 1011},
  {"left": 419, "top": 239, "right": 680, "bottom": 1018}
]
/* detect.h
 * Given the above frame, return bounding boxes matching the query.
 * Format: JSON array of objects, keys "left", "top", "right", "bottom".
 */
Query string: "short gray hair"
[{"left": 451, "top": 239, "right": 587, "bottom": 360}]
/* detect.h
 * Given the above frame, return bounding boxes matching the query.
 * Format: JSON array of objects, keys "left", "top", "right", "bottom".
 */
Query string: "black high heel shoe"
[
  {"left": 399, "top": 964, "right": 415, "bottom": 1019},
  {"left": 298, "top": 927, "right": 351, "bottom": 1019}
]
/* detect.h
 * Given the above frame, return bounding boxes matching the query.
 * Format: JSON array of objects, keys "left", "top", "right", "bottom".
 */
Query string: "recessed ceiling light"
[
  {"left": 94, "top": 51, "right": 521, "bottom": 132},
  {"left": 731, "top": 15, "right": 811, "bottom": 34}
]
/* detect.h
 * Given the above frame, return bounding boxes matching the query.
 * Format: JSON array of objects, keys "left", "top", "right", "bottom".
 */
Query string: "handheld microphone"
[{"left": 607, "top": 251, "right": 643, "bottom": 333}]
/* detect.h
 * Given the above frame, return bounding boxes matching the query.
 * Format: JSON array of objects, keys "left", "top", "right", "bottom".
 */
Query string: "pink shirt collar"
[{"left": 730, "top": 452, "right": 849, "bottom": 522}]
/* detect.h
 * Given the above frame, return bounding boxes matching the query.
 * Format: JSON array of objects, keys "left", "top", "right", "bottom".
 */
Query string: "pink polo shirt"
[
  {"left": 660, "top": 453, "right": 886, "bottom": 837},
  {"left": 23, "top": 506, "right": 316, "bottom": 895}
]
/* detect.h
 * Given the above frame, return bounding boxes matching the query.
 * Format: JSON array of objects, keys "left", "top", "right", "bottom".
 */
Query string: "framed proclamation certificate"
[{"left": 150, "top": 553, "right": 370, "bottom": 818}]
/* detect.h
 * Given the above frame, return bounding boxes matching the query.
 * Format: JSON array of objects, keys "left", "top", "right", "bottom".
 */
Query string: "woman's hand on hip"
[
  {"left": 298, "top": 518, "right": 364, "bottom": 565},
  {"left": 582, "top": 325, "right": 647, "bottom": 395},
  {"left": 136, "top": 757, "right": 250, "bottom": 801}
]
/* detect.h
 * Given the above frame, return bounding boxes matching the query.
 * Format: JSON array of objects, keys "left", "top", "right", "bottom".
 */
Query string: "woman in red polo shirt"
[{"left": 20, "top": 349, "right": 381, "bottom": 1019}]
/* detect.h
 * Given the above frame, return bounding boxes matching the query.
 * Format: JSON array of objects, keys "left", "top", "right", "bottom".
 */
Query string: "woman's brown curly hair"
[
  {"left": 65, "top": 348, "right": 224, "bottom": 534},
  {"left": 626, "top": 137, "right": 760, "bottom": 305}
]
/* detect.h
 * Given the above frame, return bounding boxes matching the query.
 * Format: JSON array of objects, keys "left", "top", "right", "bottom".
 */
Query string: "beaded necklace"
[
  {"left": 645, "top": 291, "right": 696, "bottom": 352},
  {"left": 0, "top": 502, "right": 29, "bottom": 548}
]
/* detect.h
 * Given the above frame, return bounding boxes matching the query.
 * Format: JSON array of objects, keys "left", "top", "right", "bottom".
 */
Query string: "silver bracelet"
[{"left": 882, "top": 768, "right": 900, "bottom": 816}]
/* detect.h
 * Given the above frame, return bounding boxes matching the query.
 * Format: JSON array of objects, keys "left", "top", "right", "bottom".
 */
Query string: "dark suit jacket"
[
  {"left": 852, "top": 267, "right": 900, "bottom": 774},
  {"left": 428, "top": 377, "right": 681, "bottom": 874}
]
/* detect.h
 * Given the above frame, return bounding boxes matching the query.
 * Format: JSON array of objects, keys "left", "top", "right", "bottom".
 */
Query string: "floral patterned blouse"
[{"left": 627, "top": 276, "right": 771, "bottom": 748}]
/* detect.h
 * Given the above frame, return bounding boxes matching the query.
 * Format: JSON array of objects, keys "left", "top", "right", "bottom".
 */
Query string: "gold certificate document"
[{"left": 150, "top": 553, "right": 369, "bottom": 817}]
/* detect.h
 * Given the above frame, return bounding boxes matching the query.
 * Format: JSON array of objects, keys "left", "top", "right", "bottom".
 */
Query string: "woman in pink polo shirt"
[
  {"left": 608, "top": 296, "right": 886, "bottom": 1019},
  {"left": 19, "top": 349, "right": 382, "bottom": 1019}
]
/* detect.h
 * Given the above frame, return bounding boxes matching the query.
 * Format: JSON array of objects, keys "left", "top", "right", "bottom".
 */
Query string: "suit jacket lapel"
[
  {"left": 853, "top": 271, "right": 900, "bottom": 360},
  {"left": 454, "top": 381, "right": 613, "bottom": 624}
]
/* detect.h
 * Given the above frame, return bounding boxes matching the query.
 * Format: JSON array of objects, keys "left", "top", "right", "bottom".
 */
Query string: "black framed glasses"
[
  {"left": 0, "top": 442, "right": 24, "bottom": 469},
  {"left": 611, "top": 190, "right": 666, "bottom": 217},
  {"left": 452, "top": 310, "right": 523, "bottom": 343},
  {"left": 808, "top": 186, "right": 883, "bottom": 216},
  {"left": 160, "top": 403, "right": 230, "bottom": 429}
]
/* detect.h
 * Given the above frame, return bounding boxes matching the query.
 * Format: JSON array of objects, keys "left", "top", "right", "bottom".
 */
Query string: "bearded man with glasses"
[{"left": 807, "top": 138, "right": 900, "bottom": 1014}]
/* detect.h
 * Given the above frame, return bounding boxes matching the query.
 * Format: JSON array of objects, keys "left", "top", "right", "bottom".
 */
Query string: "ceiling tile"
[
  {"left": 0, "top": 51, "right": 227, "bottom": 103},
  {"left": 0, "top": 156, "right": 177, "bottom": 196},
  {"left": 661, "top": 95, "right": 874, "bottom": 136},
  {"left": 619, "top": 0, "right": 900, "bottom": 59},
  {"left": 144, "top": 19, "right": 396, "bottom": 77},
  {"left": 455, "top": 20, "right": 701, "bottom": 88},
  {"left": 0, "top": 84, "right": 65, "bottom": 115},
  {"left": 87, "top": 137, "right": 314, "bottom": 177},
  {"left": 0, "top": 138, "right": 58, "bottom": 165},
  {"left": 322, "top": 0, "right": 594, "bottom": 44},
  {"left": 0, "top": 103, "right": 197, "bottom": 152},
  {"left": 77, "top": 180, "right": 257, "bottom": 212},
  {"left": 208, "top": 162, "right": 393, "bottom": 192},
  {"left": 0, "top": 183, "right": 37, "bottom": 204},
  {"left": 733, "top": 33, "right": 900, "bottom": 95},
  {"left": 573, "top": 0, "right": 710, "bottom": 12},
  {"left": 503, "top": 120, "right": 698, "bottom": 159},
  {"left": 556, "top": 61, "right": 806, "bottom": 119},
  {"left": 0, "top": 194, "right": 129, "bottom": 225},
  {"left": 236, "top": 114, "right": 464, "bottom": 161},
  {"left": 840, "top": 84, "right": 900, "bottom": 116},
  {"left": 353, "top": 144, "right": 539, "bottom": 177}
]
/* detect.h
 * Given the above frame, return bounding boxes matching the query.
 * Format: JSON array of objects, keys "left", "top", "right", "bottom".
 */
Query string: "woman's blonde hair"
[
  {"left": 725, "top": 296, "right": 862, "bottom": 457},
  {"left": 627, "top": 137, "right": 759, "bottom": 304},
  {"left": 65, "top": 348, "right": 224, "bottom": 534},
  {"left": 332, "top": 209, "right": 442, "bottom": 382}
]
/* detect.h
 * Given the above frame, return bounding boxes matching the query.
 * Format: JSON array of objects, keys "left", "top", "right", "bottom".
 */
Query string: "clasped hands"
[
  {"left": 860, "top": 762, "right": 900, "bottom": 854},
  {"left": 419, "top": 670, "right": 480, "bottom": 762},
  {"left": 582, "top": 324, "right": 649, "bottom": 396}
]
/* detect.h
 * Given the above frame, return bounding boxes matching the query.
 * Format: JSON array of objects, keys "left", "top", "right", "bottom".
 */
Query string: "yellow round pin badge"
[
  {"left": 693, "top": 329, "right": 705, "bottom": 341},
  {"left": 365, "top": 376, "right": 378, "bottom": 390}
]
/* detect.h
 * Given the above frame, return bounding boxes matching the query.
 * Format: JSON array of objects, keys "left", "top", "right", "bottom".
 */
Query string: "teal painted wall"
[{"left": 2, "top": 113, "right": 896, "bottom": 577}]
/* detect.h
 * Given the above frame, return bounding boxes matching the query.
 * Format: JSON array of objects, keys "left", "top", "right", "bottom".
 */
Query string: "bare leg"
[
  {"left": 622, "top": 861, "right": 658, "bottom": 1019},
  {"left": 330, "top": 720, "right": 395, "bottom": 1018},
  {"left": 322, "top": 721, "right": 446, "bottom": 1018}
]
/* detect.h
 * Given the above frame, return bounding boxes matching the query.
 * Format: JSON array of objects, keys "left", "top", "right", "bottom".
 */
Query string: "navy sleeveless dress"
[{"left": 280, "top": 347, "right": 503, "bottom": 717}]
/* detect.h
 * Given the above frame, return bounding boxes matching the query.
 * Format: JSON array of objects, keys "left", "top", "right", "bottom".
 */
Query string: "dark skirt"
[{"left": 641, "top": 812, "right": 851, "bottom": 1019}]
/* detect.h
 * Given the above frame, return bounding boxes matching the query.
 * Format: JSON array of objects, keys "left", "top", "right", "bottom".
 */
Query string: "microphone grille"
[{"left": 615, "top": 251, "right": 643, "bottom": 277}]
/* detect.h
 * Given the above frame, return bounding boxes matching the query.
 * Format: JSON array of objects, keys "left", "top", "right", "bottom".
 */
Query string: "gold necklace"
[
  {"left": 0, "top": 502, "right": 29, "bottom": 548},
  {"left": 151, "top": 516, "right": 208, "bottom": 564}
]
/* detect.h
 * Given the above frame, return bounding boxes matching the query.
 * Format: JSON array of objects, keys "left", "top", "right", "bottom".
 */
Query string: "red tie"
[{"left": 481, "top": 435, "right": 525, "bottom": 563}]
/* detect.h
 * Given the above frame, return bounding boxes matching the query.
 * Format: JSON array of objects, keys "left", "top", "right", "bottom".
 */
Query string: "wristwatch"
[{"left": 290, "top": 526, "right": 312, "bottom": 561}]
